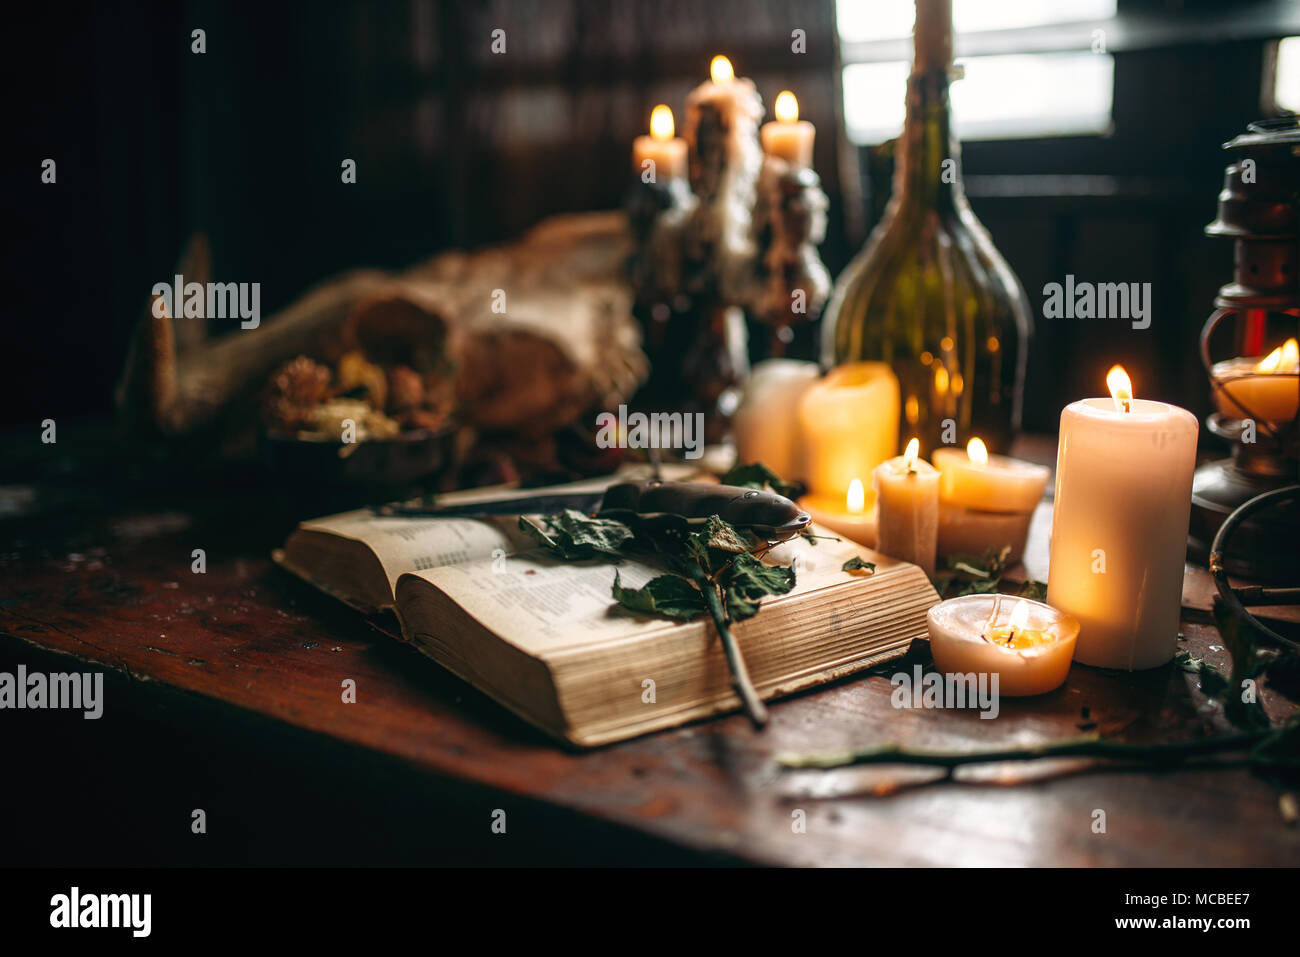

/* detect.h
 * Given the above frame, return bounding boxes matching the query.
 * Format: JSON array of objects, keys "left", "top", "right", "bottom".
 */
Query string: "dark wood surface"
[{"left": 2, "top": 428, "right": 1297, "bottom": 866}]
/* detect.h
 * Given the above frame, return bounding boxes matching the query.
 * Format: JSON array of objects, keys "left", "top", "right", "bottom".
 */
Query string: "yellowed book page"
[
  {"left": 297, "top": 512, "right": 529, "bottom": 594},
  {"left": 295, "top": 462, "right": 702, "bottom": 592},
  {"left": 407, "top": 525, "right": 895, "bottom": 657}
]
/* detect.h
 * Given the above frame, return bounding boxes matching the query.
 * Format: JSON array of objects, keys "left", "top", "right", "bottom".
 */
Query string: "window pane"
[
  {"left": 843, "top": 52, "right": 1114, "bottom": 143},
  {"left": 837, "top": 0, "right": 1117, "bottom": 45},
  {"left": 1277, "top": 37, "right": 1300, "bottom": 113}
]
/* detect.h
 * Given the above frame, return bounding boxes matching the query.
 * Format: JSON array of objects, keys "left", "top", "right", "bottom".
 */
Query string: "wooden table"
[{"left": 2, "top": 427, "right": 1297, "bottom": 866}]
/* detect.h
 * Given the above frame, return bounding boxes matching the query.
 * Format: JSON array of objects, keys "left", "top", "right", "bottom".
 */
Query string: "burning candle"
[
  {"left": 928, "top": 594, "right": 1081, "bottom": 697},
  {"left": 873, "top": 438, "right": 939, "bottom": 575},
  {"left": 1210, "top": 337, "right": 1299, "bottom": 423},
  {"left": 799, "top": 476, "right": 879, "bottom": 547},
  {"left": 932, "top": 437, "right": 1050, "bottom": 563},
  {"left": 684, "top": 55, "right": 765, "bottom": 279},
  {"left": 760, "top": 91, "right": 815, "bottom": 167},
  {"left": 932, "top": 438, "right": 1050, "bottom": 513},
  {"left": 1047, "top": 366, "right": 1198, "bottom": 670},
  {"left": 632, "top": 104, "right": 688, "bottom": 183}
]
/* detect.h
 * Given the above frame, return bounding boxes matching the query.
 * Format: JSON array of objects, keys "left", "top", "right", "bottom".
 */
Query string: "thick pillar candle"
[
  {"left": 1047, "top": 367, "right": 1198, "bottom": 670},
  {"left": 798, "top": 361, "right": 900, "bottom": 498},
  {"left": 732, "top": 359, "right": 819, "bottom": 480},
  {"left": 873, "top": 438, "right": 939, "bottom": 575}
]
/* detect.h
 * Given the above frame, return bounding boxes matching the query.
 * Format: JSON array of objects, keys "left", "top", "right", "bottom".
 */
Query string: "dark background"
[
  {"left": 1, "top": 0, "right": 1297, "bottom": 869},
  {"left": 5, "top": 0, "right": 1297, "bottom": 432}
]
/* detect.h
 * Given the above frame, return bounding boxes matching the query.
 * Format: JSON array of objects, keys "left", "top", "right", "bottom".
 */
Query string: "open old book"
[{"left": 275, "top": 469, "right": 939, "bottom": 747}]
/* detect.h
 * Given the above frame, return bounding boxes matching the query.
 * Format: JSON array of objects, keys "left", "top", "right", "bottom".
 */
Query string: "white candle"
[
  {"left": 632, "top": 104, "right": 688, "bottom": 183},
  {"left": 873, "top": 438, "right": 939, "bottom": 576},
  {"left": 928, "top": 594, "right": 1080, "bottom": 697},
  {"left": 1210, "top": 337, "right": 1298, "bottom": 423},
  {"left": 760, "top": 91, "right": 815, "bottom": 167},
  {"left": 1047, "top": 366, "right": 1198, "bottom": 670},
  {"left": 732, "top": 359, "right": 819, "bottom": 480}
]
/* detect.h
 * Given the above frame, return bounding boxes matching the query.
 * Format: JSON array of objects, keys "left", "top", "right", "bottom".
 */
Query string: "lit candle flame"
[
  {"left": 710, "top": 55, "right": 734, "bottom": 84},
  {"left": 903, "top": 437, "right": 920, "bottom": 472},
  {"left": 1257, "top": 338, "right": 1299, "bottom": 372},
  {"left": 649, "top": 104, "right": 674, "bottom": 141},
  {"left": 966, "top": 437, "right": 988, "bottom": 466},
  {"left": 774, "top": 90, "right": 799, "bottom": 123},
  {"left": 846, "top": 478, "right": 865, "bottom": 515},
  {"left": 1007, "top": 600, "right": 1030, "bottom": 633},
  {"left": 1106, "top": 364, "right": 1133, "bottom": 413}
]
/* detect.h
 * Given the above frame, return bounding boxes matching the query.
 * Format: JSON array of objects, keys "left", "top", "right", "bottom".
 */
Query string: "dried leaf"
[
  {"left": 519, "top": 510, "right": 633, "bottom": 560},
  {"left": 719, "top": 551, "right": 796, "bottom": 622},
  {"left": 1019, "top": 580, "right": 1047, "bottom": 601},
  {"left": 612, "top": 571, "right": 707, "bottom": 621},
  {"left": 719, "top": 462, "right": 802, "bottom": 500},
  {"left": 842, "top": 557, "right": 876, "bottom": 575}
]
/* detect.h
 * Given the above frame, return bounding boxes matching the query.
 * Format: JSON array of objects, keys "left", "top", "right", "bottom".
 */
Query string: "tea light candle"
[
  {"left": 1210, "top": 337, "right": 1299, "bottom": 423},
  {"left": 1047, "top": 366, "right": 1198, "bottom": 670},
  {"left": 798, "top": 361, "right": 900, "bottom": 500},
  {"left": 732, "top": 359, "right": 819, "bottom": 481},
  {"left": 632, "top": 104, "right": 688, "bottom": 182},
  {"left": 932, "top": 438, "right": 1050, "bottom": 513},
  {"left": 873, "top": 438, "right": 939, "bottom": 575},
  {"left": 928, "top": 594, "right": 1081, "bottom": 697},
  {"left": 799, "top": 477, "right": 878, "bottom": 547},
  {"left": 760, "top": 91, "right": 815, "bottom": 167}
]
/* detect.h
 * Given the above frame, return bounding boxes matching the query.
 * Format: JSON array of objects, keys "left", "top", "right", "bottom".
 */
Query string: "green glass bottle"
[{"left": 822, "top": 0, "right": 1030, "bottom": 455}]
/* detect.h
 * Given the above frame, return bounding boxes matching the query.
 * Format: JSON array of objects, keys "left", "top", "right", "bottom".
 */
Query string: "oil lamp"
[{"left": 1190, "top": 118, "right": 1300, "bottom": 581}]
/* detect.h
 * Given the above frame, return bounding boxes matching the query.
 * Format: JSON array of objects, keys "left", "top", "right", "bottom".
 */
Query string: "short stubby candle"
[
  {"left": 931, "top": 438, "right": 1050, "bottom": 513},
  {"left": 928, "top": 594, "right": 1081, "bottom": 697},
  {"left": 799, "top": 476, "right": 879, "bottom": 547},
  {"left": 932, "top": 437, "right": 1050, "bottom": 563},
  {"left": 632, "top": 104, "right": 688, "bottom": 183},
  {"left": 873, "top": 438, "right": 939, "bottom": 576},
  {"left": 1047, "top": 366, "right": 1198, "bottom": 670},
  {"left": 1210, "top": 337, "right": 1299, "bottom": 423},
  {"left": 760, "top": 91, "right": 815, "bottom": 167}
]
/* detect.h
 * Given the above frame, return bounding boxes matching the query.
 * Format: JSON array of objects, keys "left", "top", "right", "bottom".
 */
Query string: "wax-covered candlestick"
[
  {"left": 874, "top": 438, "right": 939, "bottom": 575},
  {"left": 760, "top": 91, "right": 815, "bottom": 167},
  {"left": 928, "top": 594, "right": 1080, "bottom": 697},
  {"left": 1047, "top": 366, "right": 1198, "bottom": 670},
  {"left": 683, "top": 55, "right": 764, "bottom": 296},
  {"left": 632, "top": 104, "right": 688, "bottom": 183}
]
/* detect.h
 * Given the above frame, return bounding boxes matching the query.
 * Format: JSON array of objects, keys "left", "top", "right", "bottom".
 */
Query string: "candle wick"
[{"left": 980, "top": 594, "right": 1002, "bottom": 643}]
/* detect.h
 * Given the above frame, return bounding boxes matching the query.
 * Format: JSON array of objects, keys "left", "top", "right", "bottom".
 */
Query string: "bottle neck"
[{"left": 893, "top": 68, "right": 965, "bottom": 214}]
